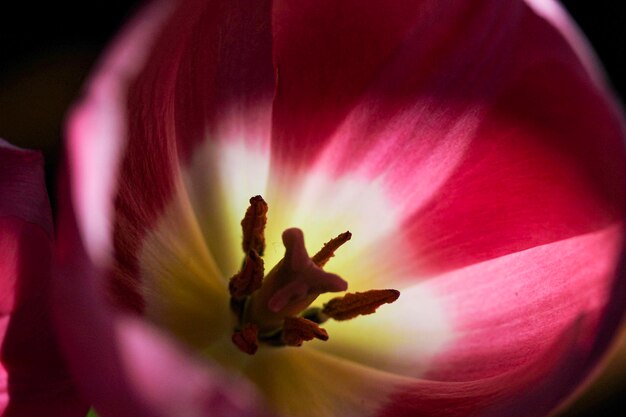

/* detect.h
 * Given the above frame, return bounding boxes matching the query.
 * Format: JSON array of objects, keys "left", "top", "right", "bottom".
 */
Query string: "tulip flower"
[{"left": 6, "top": 0, "right": 625, "bottom": 416}]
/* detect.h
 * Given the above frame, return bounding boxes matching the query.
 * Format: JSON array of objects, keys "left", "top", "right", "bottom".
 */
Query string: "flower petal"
[
  {"left": 380, "top": 318, "right": 593, "bottom": 417},
  {"left": 66, "top": 0, "right": 176, "bottom": 310},
  {"left": 315, "top": 225, "right": 621, "bottom": 383},
  {"left": 269, "top": 0, "right": 626, "bottom": 277},
  {"left": 60, "top": 1, "right": 270, "bottom": 414},
  {"left": 65, "top": 0, "right": 276, "bottom": 310},
  {"left": 244, "top": 348, "right": 399, "bottom": 417},
  {"left": 0, "top": 140, "right": 87, "bottom": 416},
  {"left": 425, "top": 224, "right": 623, "bottom": 381}
]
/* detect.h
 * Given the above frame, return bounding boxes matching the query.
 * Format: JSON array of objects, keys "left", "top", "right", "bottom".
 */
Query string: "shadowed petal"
[{"left": 0, "top": 140, "right": 87, "bottom": 416}]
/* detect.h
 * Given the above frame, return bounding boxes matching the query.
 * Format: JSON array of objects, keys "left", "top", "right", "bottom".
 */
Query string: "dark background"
[{"left": 0, "top": 1, "right": 624, "bottom": 416}]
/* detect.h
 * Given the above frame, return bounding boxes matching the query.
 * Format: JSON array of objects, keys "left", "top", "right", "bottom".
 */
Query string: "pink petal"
[
  {"left": 425, "top": 225, "right": 622, "bottom": 380},
  {"left": 268, "top": 1, "right": 626, "bottom": 413},
  {"left": 0, "top": 140, "right": 87, "bottom": 416},
  {"left": 66, "top": 0, "right": 176, "bottom": 311},
  {"left": 368, "top": 224, "right": 625, "bottom": 416},
  {"left": 379, "top": 318, "right": 592, "bottom": 417}
]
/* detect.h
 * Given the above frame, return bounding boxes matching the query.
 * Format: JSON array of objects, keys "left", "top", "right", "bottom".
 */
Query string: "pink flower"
[{"left": 2, "top": 0, "right": 624, "bottom": 416}]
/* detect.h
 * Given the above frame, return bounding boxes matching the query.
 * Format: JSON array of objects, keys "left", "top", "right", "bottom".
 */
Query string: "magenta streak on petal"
[
  {"left": 66, "top": 0, "right": 176, "bottom": 312},
  {"left": 291, "top": 0, "right": 517, "bottom": 204}
]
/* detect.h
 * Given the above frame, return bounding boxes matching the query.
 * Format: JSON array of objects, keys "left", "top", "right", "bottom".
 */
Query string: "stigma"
[{"left": 229, "top": 196, "right": 400, "bottom": 355}]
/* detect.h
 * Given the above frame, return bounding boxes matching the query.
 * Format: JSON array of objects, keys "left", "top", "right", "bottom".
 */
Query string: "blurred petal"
[
  {"left": 60, "top": 0, "right": 269, "bottom": 415},
  {"left": 244, "top": 348, "right": 398, "bottom": 417},
  {"left": 66, "top": 0, "right": 176, "bottom": 310},
  {"left": 65, "top": 0, "right": 275, "bottom": 310},
  {"left": 0, "top": 140, "right": 86, "bottom": 416},
  {"left": 54, "top": 180, "right": 266, "bottom": 417}
]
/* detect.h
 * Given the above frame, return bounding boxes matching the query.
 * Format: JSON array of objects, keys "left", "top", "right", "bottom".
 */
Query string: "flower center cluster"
[{"left": 229, "top": 196, "right": 400, "bottom": 355}]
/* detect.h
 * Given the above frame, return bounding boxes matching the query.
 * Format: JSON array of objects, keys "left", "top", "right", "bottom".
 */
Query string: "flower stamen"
[
  {"left": 241, "top": 195, "right": 268, "bottom": 256},
  {"left": 231, "top": 323, "right": 259, "bottom": 355},
  {"left": 311, "top": 231, "right": 352, "bottom": 268},
  {"left": 282, "top": 316, "right": 329, "bottom": 347},
  {"left": 322, "top": 289, "right": 400, "bottom": 321},
  {"left": 229, "top": 250, "right": 264, "bottom": 318},
  {"left": 228, "top": 196, "right": 400, "bottom": 355}
]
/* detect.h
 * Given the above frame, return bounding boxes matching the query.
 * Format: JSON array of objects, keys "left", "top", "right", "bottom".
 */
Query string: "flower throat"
[{"left": 229, "top": 196, "right": 400, "bottom": 354}]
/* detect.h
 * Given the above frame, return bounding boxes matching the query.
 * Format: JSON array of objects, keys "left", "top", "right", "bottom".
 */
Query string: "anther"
[
  {"left": 282, "top": 316, "right": 329, "bottom": 347},
  {"left": 311, "top": 231, "right": 352, "bottom": 268},
  {"left": 241, "top": 195, "right": 268, "bottom": 256},
  {"left": 232, "top": 323, "right": 259, "bottom": 355},
  {"left": 229, "top": 250, "right": 264, "bottom": 300},
  {"left": 323, "top": 289, "right": 400, "bottom": 321}
]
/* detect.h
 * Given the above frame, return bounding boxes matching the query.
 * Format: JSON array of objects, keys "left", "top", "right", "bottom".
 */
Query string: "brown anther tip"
[
  {"left": 311, "top": 231, "right": 352, "bottom": 268},
  {"left": 241, "top": 195, "right": 268, "bottom": 256},
  {"left": 282, "top": 316, "right": 329, "bottom": 347},
  {"left": 323, "top": 289, "right": 400, "bottom": 321},
  {"left": 232, "top": 324, "right": 259, "bottom": 355},
  {"left": 229, "top": 250, "right": 264, "bottom": 299}
]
